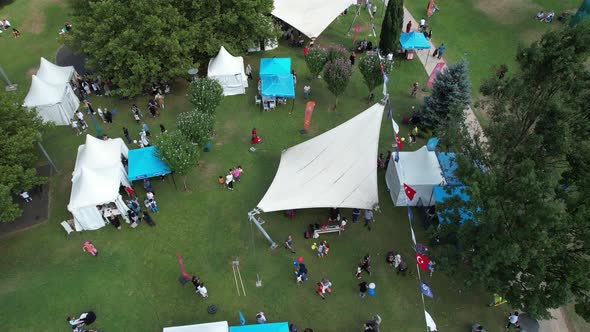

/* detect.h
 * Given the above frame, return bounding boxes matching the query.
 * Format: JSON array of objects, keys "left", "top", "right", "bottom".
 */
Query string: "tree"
[
  {"left": 323, "top": 58, "right": 353, "bottom": 108},
  {"left": 0, "top": 92, "right": 49, "bottom": 222},
  {"left": 359, "top": 54, "right": 393, "bottom": 100},
  {"left": 304, "top": 47, "right": 328, "bottom": 79},
  {"left": 379, "top": 0, "right": 404, "bottom": 54},
  {"left": 177, "top": 111, "right": 214, "bottom": 146},
  {"left": 326, "top": 46, "right": 349, "bottom": 63},
  {"left": 434, "top": 22, "right": 590, "bottom": 320},
  {"left": 420, "top": 60, "right": 471, "bottom": 130},
  {"left": 189, "top": 78, "right": 224, "bottom": 116},
  {"left": 68, "top": 0, "right": 276, "bottom": 97},
  {"left": 154, "top": 132, "right": 200, "bottom": 191}
]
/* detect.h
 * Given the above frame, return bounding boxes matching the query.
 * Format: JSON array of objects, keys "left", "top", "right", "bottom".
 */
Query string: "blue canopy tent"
[
  {"left": 433, "top": 185, "right": 473, "bottom": 224},
  {"left": 127, "top": 146, "right": 171, "bottom": 181},
  {"left": 436, "top": 152, "right": 462, "bottom": 186},
  {"left": 229, "top": 322, "right": 289, "bottom": 332},
  {"left": 259, "top": 58, "right": 295, "bottom": 99},
  {"left": 399, "top": 32, "right": 431, "bottom": 50}
]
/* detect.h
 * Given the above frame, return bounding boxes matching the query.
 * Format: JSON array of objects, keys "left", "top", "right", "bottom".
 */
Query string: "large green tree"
[
  {"left": 323, "top": 57, "right": 353, "bottom": 109},
  {"left": 0, "top": 92, "right": 49, "bottom": 222},
  {"left": 304, "top": 47, "right": 328, "bottom": 80},
  {"left": 359, "top": 54, "right": 393, "bottom": 100},
  {"left": 68, "top": 0, "right": 276, "bottom": 97},
  {"left": 434, "top": 22, "right": 590, "bottom": 320},
  {"left": 379, "top": 0, "right": 403, "bottom": 54},
  {"left": 154, "top": 132, "right": 200, "bottom": 191},
  {"left": 188, "top": 78, "right": 224, "bottom": 116},
  {"left": 177, "top": 111, "right": 214, "bottom": 146},
  {"left": 420, "top": 60, "right": 471, "bottom": 130}
]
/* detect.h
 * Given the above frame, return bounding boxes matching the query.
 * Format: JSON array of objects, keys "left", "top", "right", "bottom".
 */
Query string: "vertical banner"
[
  {"left": 303, "top": 101, "right": 316, "bottom": 131},
  {"left": 427, "top": 62, "right": 445, "bottom": 87},
  {"left": 427, "top": 0, "right": 434, "bottom": 17},
  {"left": 353, "top": 23, "right": 361, "bottom": 46}
]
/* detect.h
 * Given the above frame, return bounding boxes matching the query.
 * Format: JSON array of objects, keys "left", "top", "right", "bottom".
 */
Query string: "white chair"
[
  {"left": 60, "top": 221, "right": 75, "bottom": 236},
  {"left": 269, "top": 100, "right": 276, "bottom": 109},
  {"left": 255, "top": 95, "right": 261, "bottom": 105}
]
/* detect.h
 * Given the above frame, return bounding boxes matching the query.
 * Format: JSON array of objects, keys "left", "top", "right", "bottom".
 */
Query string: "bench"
[
  {"left": 313, "top": 225, "right": 342, "bottom": 238},
  {"left": 60, "top": 220, "right": 75, "bottom": 236}
]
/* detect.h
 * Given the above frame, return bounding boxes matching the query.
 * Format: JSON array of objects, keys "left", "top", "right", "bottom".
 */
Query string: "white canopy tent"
[
  {"left": 272, "top": 0, "right": 353, "bottom": 38},
  {"left": 23, "top": 75, "right": 80, "bottom": 125},
  {"left": 36, "top": 57, "right": 76, "bottom": 85},
  {"left": 68, "top": 135, "right": 131, "bottom": 231},
  {"left": 385, "top": 146, "right": 446, "bottom": 207},
  {"left": 163, "top": 321, "right": 229, "bottom": 332},
  {"left": 208, "top": 46, "right": 248, "bottom": 96}
]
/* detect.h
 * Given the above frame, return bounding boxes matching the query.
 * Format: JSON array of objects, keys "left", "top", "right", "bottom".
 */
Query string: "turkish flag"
[
  {"left": 403, "top": 183, "right": 416, "bottom": 201},
  {"left": 416, "top": 253, "right": 431, "bottom": 272},
  {"left": 394, "top": 133, "right": 403, "bottom": 150}
]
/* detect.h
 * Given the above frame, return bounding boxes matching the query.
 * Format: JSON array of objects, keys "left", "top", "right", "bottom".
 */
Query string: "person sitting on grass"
[
  {"left": 545, "top": 11, "right": 555, "bottom": 23},
  {"left": 12, "top": 28, "right": 20, "bottom": 38},
  {"left": 535, "top": 11, "right": 545, "bottom": 20}
]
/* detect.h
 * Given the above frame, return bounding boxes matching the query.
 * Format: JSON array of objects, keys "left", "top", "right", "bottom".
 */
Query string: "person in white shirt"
[
  {"left": 20, "top": 191, "right": 32, "bottom": 202},
  {"left": 505, "top": 312, "right": 520, "bottom": 330},
  {"left": 226, "top": 171, "right": 234, "bottom": 191},
  {"left": 197, "top": 284, "right": 208, "bottom": 297},
  {"left": 419, "top": 18, "right": 426, "bottom": 31},
  {"left": 139, "top": 130, "right": 150, "bottom": 147},
  {"left": 71, "top": 120, "right": 80, "bottom": 135}
]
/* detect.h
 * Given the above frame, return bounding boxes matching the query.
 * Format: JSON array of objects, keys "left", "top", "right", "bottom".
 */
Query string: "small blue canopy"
[
  {"left": 426, "top": 137, "right": 439, "bottom": 151},
  {"left": 433, "top": 185, "right": 473, "bottom": 224},
  {"left": 260, "top": 58, "right": 291, "bottom": 75},
  {"left": 127, "top": 146, "right": 171, "bottom": 181},
  {"left": 230, "top": 322, "right": 289, "bottom": 332},
  {"left": 436, "top": 152, "right": 462, "bottom": 186},
  {"left": 400, "top": 32, "right": 431, "bottom": 50}
]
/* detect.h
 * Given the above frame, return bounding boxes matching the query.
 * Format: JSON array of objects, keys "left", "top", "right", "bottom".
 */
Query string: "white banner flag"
[
  {"left": 391, "top": 119, "right": 400, "bottom": 134},
  {"left": 424, "top": 311, "right": 437, "bottom": 331}
]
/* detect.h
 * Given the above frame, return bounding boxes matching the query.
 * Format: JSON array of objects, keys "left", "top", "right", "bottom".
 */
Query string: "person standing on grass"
[
  {"left": 141, "top": 122, "right": 150, "bottom": 136},
  {"left": 218, "top": 175, "right": 225, "bottom": 188},
  {"left": 406, "top": 20, "right": 412, "bottom": 33},
  {"left": 437, "top": 43, "right": 445, "bottom": 59},
  {"left": 246, "top": 64, "right": 253, "bottom": 80},
  {"left": 143, "top": 179, "right": 154, "bottom": 194},
  {"left": 303, "top": 85, "right": 311, "bottom": 99},
  {"left": 350, "top": 52, "right": 356, "bottom": 66},
  {"left": 20, "top": 191, "right": 32, "bottom": 202},
  {"left": 364, "top": 209, "right": 374, "bottom": 230},
  {"left": 226, "top": 170, "right": 234, "bottom": 191},
  {"left": 505, "top": 312, "right": 520, "bottom": 330},
  {"left": 123, "top": 127, "right": 132, "bottom": 143},
  {"left": 352, "top": 208, "right": 360, "bottom": 223},
  {"left": 104, "top": 110, "right": 113, "bottom": 124},
  {"left": 355, "top": 264, "right": 362, "bottom": 279},
  {"left": 72, "top": 119, "right": 81, "bottom": 136},
  {"left": 358, "top": 281, "right": 368, "bottom": 297},
  {"left": 361, "top": 255, "right": 371, "bottom": 275},
  {"left": 411, "top": 82, "right": 419, "bottom": 97},
  {"left": 197, "top": 283, "right": 208, "bottom": 298},
  {"left": 232, "top": 167, "right": 241, "bottom": 182},
  {"left": 160, "top": 124, "right": 167, "bottom": 134},
  {"left": 285, "top": 235, "right": 295, "bottom": 253}
]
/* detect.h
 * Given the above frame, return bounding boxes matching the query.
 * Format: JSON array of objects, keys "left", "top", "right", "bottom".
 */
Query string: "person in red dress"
[
  {"left": 251, "top": 128, "right": 262, "bottom": 145},
  {"left": 406, "top": 20, "right": 412, "bottom": 33}
]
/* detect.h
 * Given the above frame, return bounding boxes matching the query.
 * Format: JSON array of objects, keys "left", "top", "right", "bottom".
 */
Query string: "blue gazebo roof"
[
  {"left": 436, "top": 152, "right": 462, "bottom": 186},
  {"left": 433, "top": 185, "right": 473, "bottom": 224},
  {"left": 260, "top": 58, "right": 291, "bottom": 75},
  {"left": 260, "top": 58, "right": 295, "bottom": 98},
  {"left": 400, "top": 32, "right": 431, "bottom": 50},
  {"left": 127, "top": 146, "right": 171, "bottom": 181}
]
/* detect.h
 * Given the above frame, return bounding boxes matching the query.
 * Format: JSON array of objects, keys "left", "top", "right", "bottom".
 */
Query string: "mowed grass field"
[{"left": 1, "top": 1, "right": 587, "bottom": 331}]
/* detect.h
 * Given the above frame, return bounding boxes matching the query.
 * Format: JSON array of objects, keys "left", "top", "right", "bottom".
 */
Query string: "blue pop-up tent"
[
  {"left": 433, "top": 185, "right": 473, "bottom": 224},
  {"left": 127, "top": 146, "right": 171, "bottom": 181},
  {"left": 260, "top": 58, "right": 295, "bottom": 98},
  {"left": 400, "top": 32, "right": 431, "bottom": 50},
  {"left": 437, "top": 152, "right": 462, "bottom": 186},
  {"left": 229, "top": 322, "right": 289, "bottom": 332}
]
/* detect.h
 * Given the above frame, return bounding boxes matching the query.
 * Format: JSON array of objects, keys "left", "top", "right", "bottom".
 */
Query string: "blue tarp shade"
[
  {"left": 229, "top": 322, "right": 289, "bottom": 332},
  {"left": 426, "top": 137, "right": 439, "bottom": 151},
  {"left": 433, "top": 185, "right": 473, "bottom": 224},
  {"left": 400, "top": 32, "right": 431, "bottom": 50},
  {"left": 260, "top": 58, "right": 295, "bottom": 98},
  {"left": 127, "top": 146, "right": 171, "bottom": 181},
  {"left": 260, "top": 58, "right": 291, "bottom": 75},
  {"left": 436, "top": 152, "right": 462, "bottom": 186}
]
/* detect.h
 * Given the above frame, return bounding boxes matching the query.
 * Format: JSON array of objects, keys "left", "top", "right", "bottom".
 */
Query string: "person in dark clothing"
[
  {"left": 109, "top": 214, "right": 121, "bottom": 229},
  {"left": 104, "top": 110, "right": 113, "bottom": 124},
  {"left": 160, "top": 124, "right": 167, "bottom": 134},
  {"left": 350, "top": 52, "right": 356, "bottom": 65},
  {"left": 358, "top": 281, "right": 368, "bottom": 297},
  {"left": 361, "top": 254, "right": 371, "bottom": 275},
  {"left": 143, "top": 211, "right": 156, "bottom": 226},
  {"left": 123, "top": 127, "right": 132, "bottom": 143},
  {"left": 143, "top": 179, "right": 154, "bottom": 194},
  {"left": 192, "top": 276, "right": 201, "bottom": 289}
]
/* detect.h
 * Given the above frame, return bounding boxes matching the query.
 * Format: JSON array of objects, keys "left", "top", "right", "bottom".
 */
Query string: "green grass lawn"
[{"left": 0, "top": 1, "right": 570, "bottom": 331}]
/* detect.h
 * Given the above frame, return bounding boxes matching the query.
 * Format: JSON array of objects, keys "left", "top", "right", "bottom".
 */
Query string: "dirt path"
[{"left": 403, "top": 6, "right": 567, "bottom": 331}]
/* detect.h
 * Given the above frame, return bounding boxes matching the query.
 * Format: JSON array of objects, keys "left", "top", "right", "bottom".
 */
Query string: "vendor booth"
[
  {"left": 68, "top": 135, "right": 131, "bottom": 231},
  {"left": 208, "top": 46, "right": 248, "bottom": 96},
  {"left": 229, "top": 322, "right": 289, "bottom": 332},
  {"left": 258, "top": 58, "right": 295, "bottom": 110},
  {"left": 163, "top": 321, "right": 229, "bottom": 332},
  {"left": 23, "top": 75, "right": 80, "bottom": 125},
  {"left": 127, "top": 146, "right": 171, "bottom": 181},
  {"left": 399, "top": 32, "right": 431, "bottom": 60},
  {"left": 385, "top": 146, "right": 446, "bottom": 206}
]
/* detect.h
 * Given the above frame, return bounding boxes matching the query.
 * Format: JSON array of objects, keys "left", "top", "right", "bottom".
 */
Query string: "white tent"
[
  {"left": 23, "top": 75, "right": 80, "bottom": 125},
  {"left": 36, "top": 57, "right": 76, "bottom": 85},
  {"left": 68, "top": 135, "right": 131, "bottom": 231},
  {"left": 385, "top": 146, "right": 446, "bottom": 207},
  {"left": 163, "top": 321, "right": 229, "bottom": 332},
  {"left": 272, "top": 0, "right": 353, "bottom": 38},
  {"left": 257, "top": 103, "right": 385, "bottom": 212},
  {"left": 208, "top": 46, "right": 248, "bottom": 96}
]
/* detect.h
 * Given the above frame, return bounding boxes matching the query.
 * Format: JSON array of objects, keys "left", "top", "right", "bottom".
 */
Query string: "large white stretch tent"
[
  {"left": 385, "top": 146, "right": 446, "bottom": 206},
  {"left": 68, "top": 135, "right": 131, "bottom": 230},
  {"left": 272, "top": 0, "right": 353, "bottom": 38},
  {"left": 23, "top": 58, "right": 80, "bottom": 125},
  {"left": 257, "top": 103, "right": 385, "bottom": 212},
  {"left": 208, "top": 46, "right": 248, "bottom": 96}
]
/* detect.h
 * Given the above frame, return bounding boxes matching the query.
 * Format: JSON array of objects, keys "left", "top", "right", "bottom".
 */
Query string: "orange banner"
[{"left": 303, "top": 101, "right": 316, "bottom": 130}]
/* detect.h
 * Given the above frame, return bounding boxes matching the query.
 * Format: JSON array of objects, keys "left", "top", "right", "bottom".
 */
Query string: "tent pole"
[
  {"left": 170, "top": 172, "right": 178, "bottom": 190},
  {"left": 346, "top": 5, "right": 362, "bottom": 36},
  {"left": 425, "top": 49, "right": 430, "bottom": 68},
  {"left": 248, "top": 209, "right": 278, "bottom": 249},
  {"left": 37, "top": 140, "right": 59, "bottom": 173}
]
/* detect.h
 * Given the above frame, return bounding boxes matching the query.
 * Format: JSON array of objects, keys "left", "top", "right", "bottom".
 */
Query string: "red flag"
[
  {"left": 416, "top": 252, "right": 431, "bottom": 272},
  {"left": 303, "top": 101, "right": 316, "bottom": 130},
  {"left": 394, "top": 133, "right": 404, "bottom": 150},
  {"left": 427, "top": 0, "right": 434, "bottom": 17},
  {"left": 353, "top": 23, "right": 361, "bottom": 46},
  {"left": 403, "top": 183, "right": 416, "bottom": 200}
]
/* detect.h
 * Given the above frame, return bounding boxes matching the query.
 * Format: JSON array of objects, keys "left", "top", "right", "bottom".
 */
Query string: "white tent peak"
[
  {"left": 256, "top": 103, "right": 385, "bottom": 212},
  {"left": 272, "top": 0, "right": 353, "bottom": 38},
  {"left": 208, "top": 46, "right": 248, "bottom": 96},
  {"left": 23, "top": 75, "right": 66, "bottom": 106},
  {"left": 37, "top": 57, "right": 76, "bottom": 85}
]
